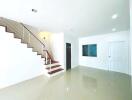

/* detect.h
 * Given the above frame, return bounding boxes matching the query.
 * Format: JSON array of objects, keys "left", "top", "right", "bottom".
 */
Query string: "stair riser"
[
  {"left": 45, "top": 63, "right": 60, "bottom": 68},
  {"left": 46, "top": 65, "right": 61, "bottom": 70},
  {"left": 46, "top": 67, "right": 62, "bottom": 72}
]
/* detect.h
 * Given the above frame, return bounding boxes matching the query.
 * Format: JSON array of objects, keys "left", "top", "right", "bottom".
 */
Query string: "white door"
[{"left": 108, "top": 41, "right": 129, "bottom": 74}]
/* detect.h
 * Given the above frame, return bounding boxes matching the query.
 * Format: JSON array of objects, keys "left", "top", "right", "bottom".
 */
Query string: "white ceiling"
[{"left": 0, "top": 0, "right": 130, "bottom": 37}]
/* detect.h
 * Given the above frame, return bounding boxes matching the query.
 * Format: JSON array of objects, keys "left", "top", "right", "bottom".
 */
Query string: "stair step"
[
  {"left": 6, "top": 27, "right": 15, "bottom": 33},
  {"left": 46, "top": 65, "right": 61, "bottom": 70},
  {"left": 14, "top": 32, "right": 22, "bottom": 39},
  {"left": 41, "top": 55, "right": 45, "bottom": 58},
  {"left": 44, "top": 61, "right": 59, "bottom": 65},
  {"left": 21, "top": 39, "right": 27, "bottom": 44},
  {"left": 37, "top": 53, "right": 42, "bottom": 55},
  {"left": 45, "top": 63, "right": 60, "bottom": 67},
  {"left": 47, "top": 66, "right": 62, "bottom": 72},
  {"left": 27, "top": 44, "right": 33, "bottom": 48},
  {"left": 48, "top": 68, "right": 64, "bottom": 75}
]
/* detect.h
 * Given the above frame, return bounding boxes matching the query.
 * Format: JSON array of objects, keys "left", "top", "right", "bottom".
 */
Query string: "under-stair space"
[{"left": 0, "top": 17, "right": 64, "bottom": 77}]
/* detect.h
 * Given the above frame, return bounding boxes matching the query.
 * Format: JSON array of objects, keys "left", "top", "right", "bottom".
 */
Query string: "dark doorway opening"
[{"left": 66, "top": 43, "right": 71, "bottom": 70}]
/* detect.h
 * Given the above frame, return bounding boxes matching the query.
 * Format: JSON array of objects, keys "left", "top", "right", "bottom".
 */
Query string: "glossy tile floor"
[{"left": 0, "top": 66, "right": 132, "bottom": 100}]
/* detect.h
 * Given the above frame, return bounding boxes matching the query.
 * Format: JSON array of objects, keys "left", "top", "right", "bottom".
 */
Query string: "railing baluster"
[
  {"left": 42, "top": 46, "right": 46, "bottom": 64},
  {"left": 45, "top": 51, "right": 47, "bottom": 65},
  {"left": 50, "top": 59, "right": 51, "bottom": 71}
]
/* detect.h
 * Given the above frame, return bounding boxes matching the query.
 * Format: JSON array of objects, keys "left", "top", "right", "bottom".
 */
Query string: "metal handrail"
[{"left": 20, "top": 23, "right": 45, "bottom": 47}]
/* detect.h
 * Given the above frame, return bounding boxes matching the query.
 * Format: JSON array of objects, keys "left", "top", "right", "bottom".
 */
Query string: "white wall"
[
  {"left": 50, "top": 33, "right": 65, "bottom": 68},
  {"left": 79, "top": 31, "right": 130, "bottom": 75},
  {"left": 130, "top": 0, "right": 132, "bottom": 76},
  {"left": 0, "top": 27, "right": 44, "bottom": 89},
  {"left": 64, "top": 34, "right": 79, "bottom": 69}
]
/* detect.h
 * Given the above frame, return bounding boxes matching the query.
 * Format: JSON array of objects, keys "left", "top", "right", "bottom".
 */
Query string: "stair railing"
[
  {"left": 21, "top": 23, "right": 45, "bottom": 48},
  {"left": 1, "top": 17, "right": 54, "bottom": 65},
  {"left": 21, "top": 23, "right": 54, "bottom": 65},
  {"left": 21, "top": 23, "right": 50, "bottom": 64}
]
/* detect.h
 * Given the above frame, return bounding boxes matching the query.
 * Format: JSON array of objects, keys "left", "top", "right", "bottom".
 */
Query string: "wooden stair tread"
[
  {"left": 48, "top": 68, "right": 63, "bottom": 75},
  {"left": 45, "top": 61, "right": 59, "bottom": 65},
  {"left": 46, "top": 65, "right": 61, "bottom": 70},
  {"left": 52, "top": 60, "right": 59, "bottom": 63}
]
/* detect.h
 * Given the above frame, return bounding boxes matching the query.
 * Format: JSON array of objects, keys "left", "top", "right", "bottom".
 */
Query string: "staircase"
[{"left": 0, "top": 17, "right": 64, "bottom": 77}]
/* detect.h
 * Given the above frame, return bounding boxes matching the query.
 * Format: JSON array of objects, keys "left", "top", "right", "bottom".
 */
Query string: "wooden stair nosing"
[
  {"left": 48, "top": 68, "right": 64, "bottom": 75},
  {"left": 52, "top": 60, "right": 59, "bottom": 63},
  {"left": 46, "top": 65, "right": 61, "bottom": 70}
]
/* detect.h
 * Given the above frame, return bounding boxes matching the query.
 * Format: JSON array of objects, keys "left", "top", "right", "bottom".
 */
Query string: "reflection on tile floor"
[{"left": 0, "top": 66, "right": 132, "bottom": 100}]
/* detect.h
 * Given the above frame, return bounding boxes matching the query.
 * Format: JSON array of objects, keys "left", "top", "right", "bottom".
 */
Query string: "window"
[{"left": 82, "top": 44, "right": 97, "bottom": 57}]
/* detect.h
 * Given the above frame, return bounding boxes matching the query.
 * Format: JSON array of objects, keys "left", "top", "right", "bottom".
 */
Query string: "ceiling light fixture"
[
  {"left": 112, "top": 14, "right": 118, "bottom": 19},
  {"left": 31, "top": 9, "right": 38, "bottom": 13},
  {"left": 112, "top": 28, "right": 116, "bottom": 32}
]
